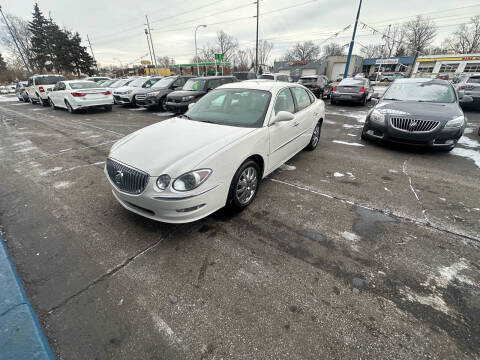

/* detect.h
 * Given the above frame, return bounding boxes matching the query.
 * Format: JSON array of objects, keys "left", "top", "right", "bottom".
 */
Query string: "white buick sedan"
[{"left": 105, "top": 81, "right": 325, "bottom": 223}]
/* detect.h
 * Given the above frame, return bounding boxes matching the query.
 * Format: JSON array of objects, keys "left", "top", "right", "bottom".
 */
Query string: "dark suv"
[
  {"left": 298, "top": 75, "right": 332, "bottom": 98},
  {"left": 166, "top": 76, "right": 237, "bottom": 113},
  {"left": 136, "top": 75, "right": 195, "bottom": 110}
]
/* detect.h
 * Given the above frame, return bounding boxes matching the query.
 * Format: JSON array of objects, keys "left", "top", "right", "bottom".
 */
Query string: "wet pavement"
[{"left": 0, "top": 96, "right": 479, "bottom": 359}]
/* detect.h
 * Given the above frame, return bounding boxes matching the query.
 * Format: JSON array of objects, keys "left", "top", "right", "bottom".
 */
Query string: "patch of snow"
[
  {"left": 40, "top": 167, "right": 63, "bottom": 176},
  {"left": 347, "top": 133, "right": 357, "bottom": 137},
  {"left": 439, "top": 197, "right": 446, "bottom": 201},
  {"left": 457, "top": 136, "right": 480, "bottom": 149},
  {"left": 451, "top": 147, "right": 480, "bottom": 169},
  {"left": 332, "top": 140, "right": 364, "bottom": 147},
  {"left": 280, "top": 164, "right": 296, "bottom": 171},
  {"left": 157, "top": 112, "right": 176, "bottom": 117},
  {"left": 333, "top": 172, "right": 344, "bottom": 177},
  {"left": 129, "top": 107, "right": 147, "bottom": 111},
  {"left": 388, "top": 169, "right": 398, "bottom": 173},
  {"left": 327, "top": 109, "right": 367, "bottom": 123},
  {"left": 54, "top": 181, "right": 74, "bottom": 189},
  {"left": 323, "top": 119, "right": 336, "bottom": 124},
  {"left": 0, "top": 96, "right": 16, "bottom": 102},
  {"left": 342, "top": 124, "right": 363, "bottom": 129},
  {"left": 341, "top": 231, "right": 360, "bottom": 242},
  {"left": 384, "top": 187, "right": 392, "bottom": 193},
  {"left": 15, "top": 146, "right": 36, "bottom": 153}
]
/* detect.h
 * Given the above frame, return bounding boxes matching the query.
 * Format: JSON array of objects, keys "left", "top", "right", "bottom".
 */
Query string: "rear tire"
[
  {"left": 227, "top": 160, "right": 261, "bottom": 212},
  {"left": 65, "top": 101, "right": 75, "bottom": 113},
  {"left": 361, "top": 95, "right": 367, "bottom": 106},
  {"left": 160, "top": 96, "right": 167, "bottom": 111},
  {"left": 306, "top": 122, "right": 321, "bottom": 151},
  {"left": 49, "top": 98, "right": 57, "bottom": 110}
]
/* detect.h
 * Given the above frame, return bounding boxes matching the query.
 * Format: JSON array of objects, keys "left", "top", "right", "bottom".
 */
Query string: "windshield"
[
  {"left": 36, "top": 76, "right": 66, "bottom": 85},
  {"left": 152, "top": 77, "right": 175, "bottom": 89},
  {"left": 299, "top": 77, "right": 317, "bottom": 84},
  {"left": 259, "top": 74, "right": 274, "bottom": 80},
  {"left": 339, "top": 78, "right": 365, "bottom": 86},
  {"left": 143, "top": 77, "right": 161, "bottom": 88},
  {"left": 183, "top": 79, "right": 207, "bottom": 91},
  {"left": 383, "top": 81, "right": 456, "bottom": 103},
  {"left": 69, "top": 82, "right": 101, "bottom": 90},
  {"left": 100, "top": 79, "right": 116, "bottom": 87},
  {"left": 185, "top": 89, "right": 271, "bottom": 128},
  {"left": 128, "top": 77, "right": 148, "bottom": 87}
]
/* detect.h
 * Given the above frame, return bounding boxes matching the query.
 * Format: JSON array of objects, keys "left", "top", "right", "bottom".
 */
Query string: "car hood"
[
  {"left": 109, "top": 117, "right": 256, "bottom": 177},
  {"left": 376, "top": 100, "right": 462, "bottom": 121},
  {"left": 114, "top": 85, "right": 136, "bottom": 93},
  {"left": 167, "top": 90, "right": 206, "bottom": 99}
]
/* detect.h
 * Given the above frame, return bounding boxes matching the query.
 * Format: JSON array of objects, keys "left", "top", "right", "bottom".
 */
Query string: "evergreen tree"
[
  {"left": 0, "top": 53, "right": 7, "bottom": 72},
  {"left": 28, "top": 3, "right": 49, "bottom": 71}
]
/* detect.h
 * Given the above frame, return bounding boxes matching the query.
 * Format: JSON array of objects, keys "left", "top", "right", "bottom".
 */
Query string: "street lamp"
[{"left": 195, "top": 25, "right": 207, "bottom": 76}]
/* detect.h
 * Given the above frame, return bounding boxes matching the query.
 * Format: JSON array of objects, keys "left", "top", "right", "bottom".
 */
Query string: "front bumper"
[
  {"left": 137, "top": 96, "right": 159, "bottom": 107},
  {"left": 113, "top": 94, "right": 134, "bottom": 104},
  {"left": 362, "top": 117, "right": 464, "bottom": 148},
  {"left": 331, "top": 92, "right": 364, "bottom": 102},
  {"left": 165, "top": 100, "right": 190, "bottom": 113},
  {"left": 105, "top": 167, "right": 228, "bottom": 223}
]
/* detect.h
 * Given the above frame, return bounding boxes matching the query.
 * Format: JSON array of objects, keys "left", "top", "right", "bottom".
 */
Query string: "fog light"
[{"left": 176, "top": 204, "right": 205, "bottom": 213}]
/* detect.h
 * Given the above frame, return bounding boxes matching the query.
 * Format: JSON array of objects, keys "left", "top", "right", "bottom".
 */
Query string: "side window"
[
  {"left": 307, "top": 90, "right": 316, "bottom": 103},
  {"left": 221, "top": 77, "right": 233, "bottom": 85},
  {"left": 292, "top": 87, "right": 311, "bottom": 111},
  {"left": 173, "top": 78, "right": 186, "bottom": 88},
  {"left": 53, "top": 83, "right": 59, "bottom": 91},
  {"left": 208, "top": 79, "right": 222, "bottom": 89},
  {"left": 274, "top": 88, "right": 295, "bottom": 115}
]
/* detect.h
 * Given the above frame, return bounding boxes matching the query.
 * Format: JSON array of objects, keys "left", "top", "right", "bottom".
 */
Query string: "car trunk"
[
  {"left": 73, "top": 88, "right": 109, "bottom": 100},
  {"left": 337, "top": 85, "right": 362, "bottom": 93}
]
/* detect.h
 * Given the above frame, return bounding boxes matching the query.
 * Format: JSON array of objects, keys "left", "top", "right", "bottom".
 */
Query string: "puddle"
[{"left": 353, "top": 206, "right": 395, "bottom": 240}]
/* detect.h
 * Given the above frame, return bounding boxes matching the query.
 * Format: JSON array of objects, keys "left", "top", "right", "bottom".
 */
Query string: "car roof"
[
  {"left": 64, "top": 80, "right": 97, "bottom": 84},
  {"left": 219, "top": 80, "right": 300, "bottom": 92},
  {"left": 191, "top": 76, "right": 236, "bottom": 80},
  {"left": 395, "top": 78, "right": 451, "bottom": 85},
  {"left": 301, "top": 75, "right": 319, "bottom": 78},
  {"left": 31, "top": 74, "right": 64, "bottom": 77}
]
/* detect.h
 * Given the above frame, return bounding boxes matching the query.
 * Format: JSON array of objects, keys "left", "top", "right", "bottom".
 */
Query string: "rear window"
[
  {"left": 299, "top": 77, "right": 317, "bottom": 84},
  {"left": 36, "top": 76, "right": 66, "bottom": 85},
  {"left": 69, "top": 82, "right": 100, "bottom": 89},
  {"left": 467, "top": 76, "right": 480, "bottom": 84},
  {"left": 259, "top": 74, "right": 274, "bottom": 80},
  {"left": 339, "top": 78, "right": 365, "bottom": 86}
]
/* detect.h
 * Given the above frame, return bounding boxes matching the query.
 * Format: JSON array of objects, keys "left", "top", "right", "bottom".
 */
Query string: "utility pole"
[
  {"left": 255, "top": 0, "right": 259, "bottom": 74},
  {"left": 145, "top": 15, "right": 158, "bottom": 74},
  {"left": 343, "top": 0, "right": 362, "bottom": 78},
  {"left": 144, "top": 29, "right": 154, "bottom": 68},
  {"left": 86, "top": 35, "right": 99, "bottom": 73},
  {"left": 0, "top": 6, "right": 31, "bottom": 75}
]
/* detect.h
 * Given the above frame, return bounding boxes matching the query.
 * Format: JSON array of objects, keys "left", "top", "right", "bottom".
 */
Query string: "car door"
[
  {"left": 268, "top": 87, "right": 300, "bottom": 170},
  {"left": 290, "top": 86, "right": 316, "bottom": 150},
  {"left": 49, "top": 82, "right": 60, "bottom": 104}
]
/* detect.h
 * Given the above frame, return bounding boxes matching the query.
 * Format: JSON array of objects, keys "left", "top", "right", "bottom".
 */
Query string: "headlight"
[
  {"left": 148, "top": 91, "right": 161, "bottom": 97},
  {"left": 182, "top": 95, "right": 195, "bottom": 102},
  {"left": 156, "top": 174, "right": 171, "bottom": 191},
  {"left": 126, "top": 90, "right": 133, "bottom": 94},
  {"left": 445, "top": 115, "right": 465, "bottom": 128},
  {"left": 369, "top": 109, "right": 385, "bottom": 124},
  {"left": 173, "top": 169, "right": 212, "bottom": 191}
]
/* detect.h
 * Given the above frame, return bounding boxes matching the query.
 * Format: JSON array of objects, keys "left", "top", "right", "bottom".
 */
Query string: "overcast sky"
[{"left": 2, "top": 0, "right": 480, "bottom": 67}]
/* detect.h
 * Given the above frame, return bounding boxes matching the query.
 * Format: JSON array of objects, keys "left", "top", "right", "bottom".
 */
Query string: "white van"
[{"left": 26, "top": 74, "right": 66, "bottom": 105}]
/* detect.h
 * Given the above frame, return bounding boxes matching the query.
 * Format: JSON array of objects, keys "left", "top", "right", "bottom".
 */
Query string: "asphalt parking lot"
[{"left": 0, "top": 97, "right": 479, "bottom": 359}]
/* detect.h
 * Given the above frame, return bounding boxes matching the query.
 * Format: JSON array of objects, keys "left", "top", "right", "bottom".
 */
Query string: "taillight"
[
  {"left": 333, "top": 86, "right": 337, "bottom": 92},
  {"left": 71, "top": 92, "right": 86, "bottom": 97},
  {"left": 359, "top": 86, "right": 365, "bottom": 93},
  {"left": 39, "top": 86, "right": 45, "bottom": 92},
  {"left": 21, "top": 88, "right": 25, "bottom": 91},
  {"left": 103, "top": 91, "right": 111, "bottom": 95},
  {"left": 459, "top": 85, "right": 474, "bottom": 90}
]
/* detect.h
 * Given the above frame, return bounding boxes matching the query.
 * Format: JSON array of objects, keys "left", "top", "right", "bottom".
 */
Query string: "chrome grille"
[
  {"left": 136, "top": 94, "right": 146, "bottom": 101},
  {"left": 106, "top": 158, "right": 149, "bottom": 194},
  {"left": 390, "top": 117, "right": 439, "bottom": 132}
]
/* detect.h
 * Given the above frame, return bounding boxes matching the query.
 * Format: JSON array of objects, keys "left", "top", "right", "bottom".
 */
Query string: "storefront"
[
  {"left": 273, "top": 60, "right": 326, "bottom": 82},
  {"left": 168, "top": 62, "right": 231, "bottom": 76},
  {"left": 412, "top": 54, "right": 480, "bottom": 78},
  {"left": 362, "top": 56, "right": 415, "bottom": 75}
]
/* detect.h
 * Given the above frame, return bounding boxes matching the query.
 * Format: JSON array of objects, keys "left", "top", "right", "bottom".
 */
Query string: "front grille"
[
  {"left": 390, "top": 117, "right": 439, "bottom": 132},
  {"left": 136, "top": 94, "right": 146, "bottom": 101},
  {"left": 114, "top": 95, "right": 121, "bottom": 101},
  {"left": 106, "top": 158, "right": 149, "bottom": 195}
]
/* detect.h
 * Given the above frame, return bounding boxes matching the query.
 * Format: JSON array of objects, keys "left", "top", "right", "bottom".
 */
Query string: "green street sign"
[{"left": 215, "top": 53, "right": 223, "bottom": 61}]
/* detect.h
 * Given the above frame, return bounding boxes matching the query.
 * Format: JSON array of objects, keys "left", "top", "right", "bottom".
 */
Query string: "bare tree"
[
  {"left": 403, "top": 16, "right": 437, "bottom": 56},
  {"left": 215, "top": 30, "right": 238, "bottom": 61},
  {"left": 384, "top": 24, "right": 406, "bottom": 57},
  {"left": 284, "top": 41, "right": 320, "bottom": 62},
  {"left": 0, "top": 14, "right": 33, "bottom": 69},
  {"left": 195, "top": 45, "right": 216, "bottom": 62},
  {"left": 360, "top": 44, "right": 384, "bottom": 58},
  {"left": 247, "top": 40, "right": 274, "bottom": 67},
  {"left": 233, "top": 49, "right": 250, "bottom": 71},
  {"left": 443, "top": 16, "right": 480, "bottom": 54},
  {"left": 322, "top": 43, "right": 345, "bottom": 57},
  {"left": 156, "top": 56, "right": 174, "bottom": 68}
]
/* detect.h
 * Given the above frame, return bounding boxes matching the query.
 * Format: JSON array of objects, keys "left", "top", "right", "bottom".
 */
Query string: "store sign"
[
  {"left": 141, "top": 60, "right": 151, "bottom": 65},
  {"left": 289, "top": 61, "right": 307, "bottom": 66},
  {"left": 376, "top": 58, "right": 398, "bottom": 65},
  {"left": 418, "top": 56, "right": 480, "bottom": 62}
]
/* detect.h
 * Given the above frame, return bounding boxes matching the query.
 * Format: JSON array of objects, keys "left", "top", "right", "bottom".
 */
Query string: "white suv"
[{"left": 26, "top": 74, "right": 66, "bottom": 105}]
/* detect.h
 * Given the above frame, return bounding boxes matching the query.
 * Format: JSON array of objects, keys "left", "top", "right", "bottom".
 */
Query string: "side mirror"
[
  {"left": 188, "top": 103, "right": 196, "bottom": 110},
  {"left": 271, "top": 111, "right": 295, "bottom": 125},
  {"left": 460, "top": 95, "right": 473, "bottom": 103}
]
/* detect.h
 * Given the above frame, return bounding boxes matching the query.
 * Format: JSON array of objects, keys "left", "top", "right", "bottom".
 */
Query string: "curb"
[{"left": 0, "top": 232, "right": 55, "bottom": 360}]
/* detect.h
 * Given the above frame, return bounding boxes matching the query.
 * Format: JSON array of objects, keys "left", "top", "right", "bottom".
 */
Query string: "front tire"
[
  {"left": 160, "top": 96, "right": 167, "bottom": 111},
  {"left": 306, "top": 122, "right": 321, "bottom": 151},
  {"left": 49, "top": 98, "right": 57, "bottom": 110},
  {"left": 227, "top": 160, "right": 261, "bottom": 212}
]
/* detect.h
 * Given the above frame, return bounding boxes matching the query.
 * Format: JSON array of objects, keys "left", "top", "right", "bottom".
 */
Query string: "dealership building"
[
  {"left": 412, "top": 54, "right": 480, "bottom": 76},
  {"left": 362, "top": 56, "right": 415, "bottom": 75}
]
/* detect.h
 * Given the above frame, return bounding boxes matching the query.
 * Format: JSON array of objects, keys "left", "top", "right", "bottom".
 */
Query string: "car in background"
[
  {"left": 113, "top": 76, "right": 160, "bottom": 106},
  {"left": 98, "top": 79, "right": 116, "bottom": 87},
  {"left": 47, "top": 80, "right": 114, "bottom": 113},
  {"left": 26, "top": 74, "right": 66, "bottom": 105},
  {"left": 298, "top": 75, "right": 332, "bottom": 99},
  {"left": 258, "top": 73, "right": 291, "bottom": 82},
  {"left": 233, "top": 72, "right": 257, "bottom": 81},
  {"left": 382, "top": 72, "right": 406, "bottom": 82},
  {"left": 0, "top": 86, "right": 8, "bottom": 94},
  {"left": 454, "top": 73, "right": 480, "bottom": 106},
  {"left": 15, "top": 81, "right": 29, "bottom": 101},
  {"left": 331, "top": 77, "right": 374, "bottom": 105},
  {"left": 361, "top": 78, "right": 472, "bottom": 151},
  {"left": 136, "top": 75, "right": 195, "bottom": 110},
  {"left": 166, "top": 76, "right": 237, "bottom": 113},
  {"left": 8, "top": 85, "right": 16, "bottom": 93},
  {"left": 105, "top": 81, "right": 324, "bottom": 223},
  {"left": 85, "top": 76, "right": 111, "bottom": 83}
]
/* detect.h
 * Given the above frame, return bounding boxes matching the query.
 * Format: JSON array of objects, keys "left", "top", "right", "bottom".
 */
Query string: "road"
[{"left": 0, "top": 96, "right": 479, "bottom": 359}]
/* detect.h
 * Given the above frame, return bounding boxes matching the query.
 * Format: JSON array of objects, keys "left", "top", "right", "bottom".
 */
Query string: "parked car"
[
  {"left": 113, "top": 76, "right": 161, "bottom": 106},
  {"left": 0, "top": 86, "right": 8, "bottom": 94},
  {"left": 233, "top": 72, "right": 257, "bottom": 81},
  {"left": 26, "top": 74, "right": 66, "bottom": 105},
  {"left": 382, "top": 72, "right": 406, "bottom": 82},
  {"left": 331, "top": 77, "right": 374, "bottom": 105},
  {"left": 85, "top": 76, "right": 111, "bottom": 83},
  {"left": 98, "top": 79, "right": 116, "bottom": 87},
  {"left": 258, "top": 73, "right": 292, "bottom": 82},
  {"left": 361, "top": 78, "right": 472, "bottom": 151},
  {"left": 15, "top": 81, "right": 29, "bottom": 101},
  {"left": 136, "top": 75, "right": 195, "bottom": 110},
  {"left": 298, "top": 75, "right": 332, "bottom": 99},
  {"left": 166, "top": 76, "right": 237, "bottom": 113},
  {"left": 47, "top": 80, "right": 114, "bottom": 113},
  {"left": 454, "top": 73, "right": 480, "bottom": 107},
  {"left": 8, "top": 85, "right": 16, "bottom": 93},
  {"left": 104, "top": 81, "right": 325, "bottom": 223}
]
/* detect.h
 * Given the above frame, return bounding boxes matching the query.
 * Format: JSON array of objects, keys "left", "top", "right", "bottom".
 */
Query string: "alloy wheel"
[
  {"left": 312, "top": 123, "right": 320, "bottom": 147},
  {"left": 235, "top": 166, "right": 258, "bottom": 206}
]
